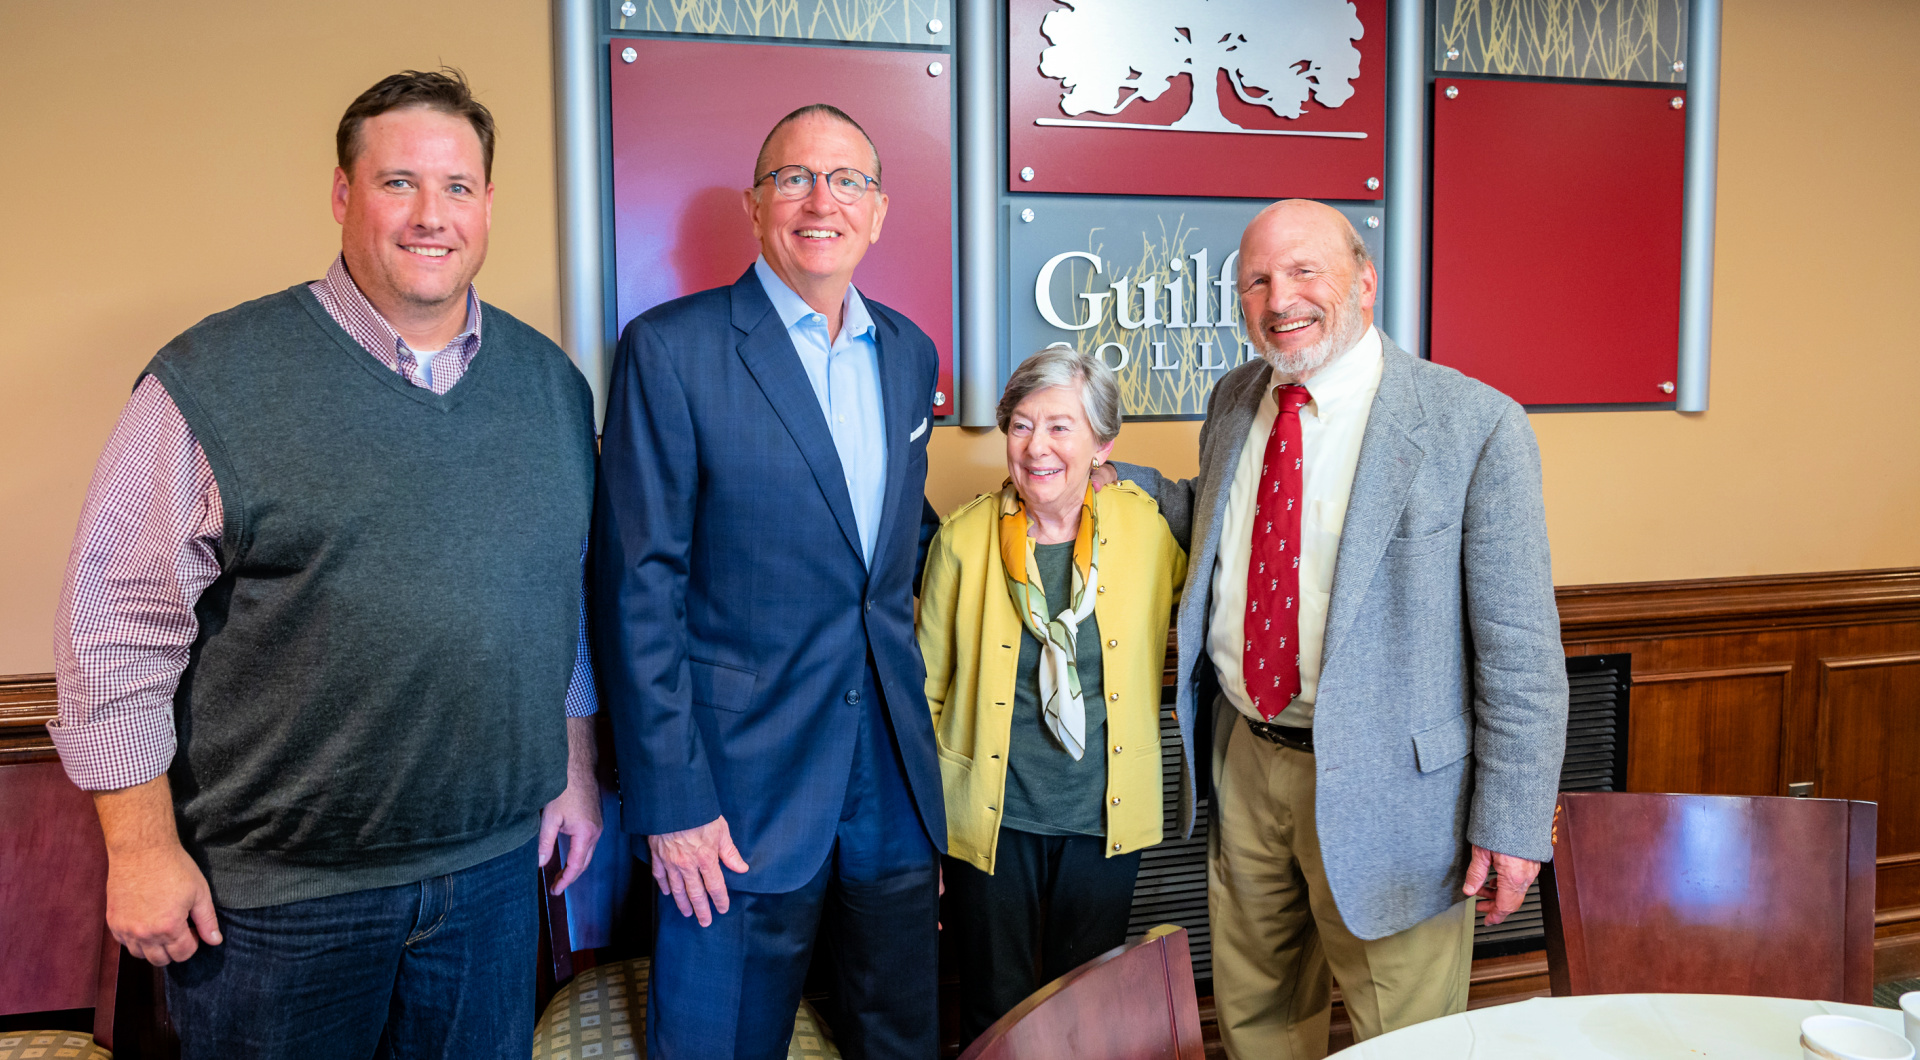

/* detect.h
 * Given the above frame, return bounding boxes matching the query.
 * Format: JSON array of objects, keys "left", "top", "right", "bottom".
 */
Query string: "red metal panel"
[
  {"left": 1007, "top": 0, "right": 1386, "bottom": 200},
  {"left": 1429, "top": 77, "right": 1685, "bottom": 405},
  {"left": 609, "top": 39, "right": 953, "bottom": 415}
]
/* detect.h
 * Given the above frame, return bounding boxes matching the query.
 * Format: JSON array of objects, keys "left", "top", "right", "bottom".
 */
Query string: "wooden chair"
[
  {"left": 957, "top": 925, "right": 1204, "bottom": 1060},
  {"left": 1541, "top": 791, "right": 1876, "bottom": 1003},
  {"left": 0, "top": 761, "right": 119, "bottom": 1057}
]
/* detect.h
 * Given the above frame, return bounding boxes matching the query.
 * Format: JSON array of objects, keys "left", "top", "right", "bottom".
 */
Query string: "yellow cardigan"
[{"left": 918, "top": 482, "right": 1187, "bottom": 874}]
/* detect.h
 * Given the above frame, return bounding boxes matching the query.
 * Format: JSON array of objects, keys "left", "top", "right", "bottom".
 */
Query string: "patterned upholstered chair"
[
  {"left": 0, "top": 1032, "right": 112, "bottom": 1060},
  {"left": 532, "top": 858, "right": 840, "bottom": 1059}
]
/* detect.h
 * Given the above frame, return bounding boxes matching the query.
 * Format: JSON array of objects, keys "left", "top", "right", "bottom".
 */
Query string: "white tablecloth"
[{"left": 1330, "top": 993, "right": 1901, "bottom": 1059}]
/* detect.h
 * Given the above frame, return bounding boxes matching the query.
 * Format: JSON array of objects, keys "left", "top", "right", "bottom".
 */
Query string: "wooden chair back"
[
  {"left": 1542, "top": 791, "right": 1876, "bottom": 1003},
  {"left": 0, "top": 761, "right": 121, "bottom": 1047},
  {"left": 957, "top": 925, "right": 1204, "bottom": 1060}
]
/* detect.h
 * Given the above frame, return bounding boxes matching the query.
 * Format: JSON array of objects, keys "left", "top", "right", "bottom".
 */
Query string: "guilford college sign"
[
  {"left": 1009, "top": 197, "right": 1383, "bottom": 419},
  {"left": 1034, "top": 246, "right": 1246, "bottom": 371}
]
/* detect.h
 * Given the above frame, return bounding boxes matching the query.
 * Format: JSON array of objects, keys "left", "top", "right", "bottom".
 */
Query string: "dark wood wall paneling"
[
  {"left": 1, "top": 673, "right": 57, "bottom": 765},
  {"left": 1558, "top": 568, "right": 1920, "bottom": 978}
]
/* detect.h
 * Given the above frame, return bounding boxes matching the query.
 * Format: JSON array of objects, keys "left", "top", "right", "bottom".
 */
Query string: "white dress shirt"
[
  {"left": 1207, "top": 325, "right": 1385, "bottom": 726},
  {"left": 753, "top": 256, "right": 888, "bottom": 565}
]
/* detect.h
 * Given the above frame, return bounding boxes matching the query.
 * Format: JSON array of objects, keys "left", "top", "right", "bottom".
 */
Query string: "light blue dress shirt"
[{"left": 753, "top": 256, "right": 889, "bottom": 566}]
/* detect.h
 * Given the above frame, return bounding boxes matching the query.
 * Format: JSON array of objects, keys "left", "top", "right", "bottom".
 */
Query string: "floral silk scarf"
[{"left": 998, "top": 482, "right": 1101, "bottom": 761}]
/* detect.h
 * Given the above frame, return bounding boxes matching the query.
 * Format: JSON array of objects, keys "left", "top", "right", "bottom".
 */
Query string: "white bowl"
[
  {"left": 1802, "top": 1015, "right": 1914, "bottom": 1060},
  {"left": 1899, "top": 992, "right": 1920, "bottom": 1050}
]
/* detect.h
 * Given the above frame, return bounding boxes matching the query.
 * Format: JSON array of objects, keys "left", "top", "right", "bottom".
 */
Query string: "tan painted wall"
[{"left": 2, "top": 0, "right": 1916, "bottom": 675}]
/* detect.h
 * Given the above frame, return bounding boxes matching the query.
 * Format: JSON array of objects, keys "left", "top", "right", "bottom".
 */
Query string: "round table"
[{"left": 1329, "top": 993, "right": 1903, "bottom": 1059}]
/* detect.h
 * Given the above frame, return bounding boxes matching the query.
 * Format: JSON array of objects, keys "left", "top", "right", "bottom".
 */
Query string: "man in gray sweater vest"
[{"left": 50, "top": 70, "right": 603, "bottom": 1058}]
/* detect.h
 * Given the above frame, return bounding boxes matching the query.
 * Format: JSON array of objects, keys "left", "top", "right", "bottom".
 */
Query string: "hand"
[
  {"left": 938, "top": 863, "right": 944, "bottom": 931},
  {"left": 1090, "top": 462, "right": 1119, "bottom": 492},
  {"left": 106, "top": 840, "right": 221, "bottom": 966},
  {"left": 539, "top": 715, "right": 605, "bottom": 895},
  {"left": 648, "top": 816, "right": 749, "bottom": 926},
  {"left": 1462, "top": 845, "right": 1542, "bottom": 926},
  {"left": 93, "top": 775, "right": 220, "bottom": 966}
]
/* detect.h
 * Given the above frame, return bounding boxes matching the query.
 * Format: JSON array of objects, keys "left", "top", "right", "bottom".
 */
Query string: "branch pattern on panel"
[
  {"left": 614, "top": 0, "right": 951, "bottom": 45},
  {"left": 1434, "top": 0, "right": 1688, "bottom": 83}
]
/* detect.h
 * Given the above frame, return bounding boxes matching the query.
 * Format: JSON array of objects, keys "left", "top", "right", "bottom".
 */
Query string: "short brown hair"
[
  {"left": 752, "top": 103, "right": 881, "bottom": 185},
  {"left": 337, "top": 68, "right": 497, "bottom": 182}
]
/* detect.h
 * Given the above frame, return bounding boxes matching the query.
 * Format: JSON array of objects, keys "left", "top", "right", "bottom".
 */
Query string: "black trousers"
[{"left": 943, "top": 830, "right": 1143, "bottom": 1047}]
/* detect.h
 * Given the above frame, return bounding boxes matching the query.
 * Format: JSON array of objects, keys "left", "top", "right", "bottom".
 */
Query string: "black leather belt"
[{"left": 1245, "top": 718, "right": 1314, "bottom": 753}]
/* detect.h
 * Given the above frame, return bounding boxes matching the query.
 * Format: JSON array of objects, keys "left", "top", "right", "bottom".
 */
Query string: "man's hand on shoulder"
[
  {"left": 1090, "top": 462, "right": 1119, "bottom": 492},
  {"left": 1463, "top": 844, "right": 1542, "bottom": 926},
  {"left": 94, "top": 776, "right": 221, "bottom": 965},
  {"left": 648, "top": 816, "right": 750, "bottom": 927}
]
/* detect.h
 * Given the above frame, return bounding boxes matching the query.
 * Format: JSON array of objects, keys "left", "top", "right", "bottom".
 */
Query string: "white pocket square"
[{"left": 909, "top": 417, "right": 928, "bottom": 442}]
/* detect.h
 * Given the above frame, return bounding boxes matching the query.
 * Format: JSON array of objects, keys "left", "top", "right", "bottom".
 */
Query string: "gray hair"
[
  {"left": 1342, "top": 221, "right": 1373, "bottom": 271},
  {"left": 996, "top": 345, "right": 1123, "bottom": 444}
]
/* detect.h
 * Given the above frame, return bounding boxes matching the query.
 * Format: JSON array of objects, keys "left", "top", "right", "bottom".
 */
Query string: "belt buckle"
[{"left": 1250, "top": 718, "right": 1312, "bottom": 753}]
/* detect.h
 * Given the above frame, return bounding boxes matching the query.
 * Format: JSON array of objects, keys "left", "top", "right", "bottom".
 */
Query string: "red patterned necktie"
[{"left": 1244, "top": 384, "right": 1312, "bottom": 721}]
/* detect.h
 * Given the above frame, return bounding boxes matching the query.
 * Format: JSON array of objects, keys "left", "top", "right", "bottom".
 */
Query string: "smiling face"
[
  {"left": 331, "top": 106, "right": 492, "bottom": 324},
  {"left": 743, "top": 114, "right": 888, "bottom": 299},
  {"left": 1238, "top": 200, "right": 1377, "bottom": 382},
  {"left": 1005, "top": 382, "right": 1116, "bottom": 516}
]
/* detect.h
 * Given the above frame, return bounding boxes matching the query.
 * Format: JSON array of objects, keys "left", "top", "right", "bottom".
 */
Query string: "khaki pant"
[{"left": 1209, "top": 714, "right": 1476, "bottom": 1060}]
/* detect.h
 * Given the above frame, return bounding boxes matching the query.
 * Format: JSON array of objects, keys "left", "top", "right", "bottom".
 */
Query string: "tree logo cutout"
[{"left": 1036, "top": 0, "right": 1368, "bottom": 139}]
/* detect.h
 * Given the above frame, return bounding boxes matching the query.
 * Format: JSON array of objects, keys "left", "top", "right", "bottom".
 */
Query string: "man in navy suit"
[{"left": 593, "top": 104, "right": 945, "bottom": 1059}]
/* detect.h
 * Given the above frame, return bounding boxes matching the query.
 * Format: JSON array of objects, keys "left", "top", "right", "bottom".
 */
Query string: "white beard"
[{"left": 1249, "top": 279, "right": 1368, "bottom": 381}]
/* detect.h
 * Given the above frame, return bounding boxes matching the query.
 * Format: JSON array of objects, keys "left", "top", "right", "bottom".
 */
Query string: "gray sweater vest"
[{"left": 145, "top": 284, "right": 595, "bottom": 908}]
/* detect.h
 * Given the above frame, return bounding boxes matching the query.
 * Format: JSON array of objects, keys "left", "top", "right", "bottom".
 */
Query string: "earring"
[{"left": 1092, "top": 459, "right": 1103, "bottom": 468}]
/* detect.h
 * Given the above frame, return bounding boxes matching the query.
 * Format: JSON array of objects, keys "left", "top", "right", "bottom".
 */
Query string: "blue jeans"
[{"left": 166, "top": 836, "right": 539, "bottom": 1060}]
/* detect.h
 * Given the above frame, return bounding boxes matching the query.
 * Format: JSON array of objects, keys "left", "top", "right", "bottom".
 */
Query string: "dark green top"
[
  {"left": 145, "top": 284, "right": 596, "bottom": 909},
  {"left": 1002, "top": 541, "right": 1108, "bottom": 837}
]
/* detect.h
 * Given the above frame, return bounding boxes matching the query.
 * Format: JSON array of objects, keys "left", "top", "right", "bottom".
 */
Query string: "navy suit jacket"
[{"left": 592, "top": 267, "right": 946, "bottom": 894}]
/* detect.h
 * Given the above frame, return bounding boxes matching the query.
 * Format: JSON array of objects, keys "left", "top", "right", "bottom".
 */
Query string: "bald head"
[
  {"left": 1242, "top": 199, "right": 1372, "bottom": 273},
  {"left": 752, "top": 103, "right": 881, "bottom": 185},
  {"left": 1237, "top": 199, "right": 1378, "bottom": 382}
]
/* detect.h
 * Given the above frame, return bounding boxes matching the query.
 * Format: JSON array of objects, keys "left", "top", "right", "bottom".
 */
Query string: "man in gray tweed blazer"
[{"left": 1103, "top": 200, "right": 1567, "bottom": 1058}]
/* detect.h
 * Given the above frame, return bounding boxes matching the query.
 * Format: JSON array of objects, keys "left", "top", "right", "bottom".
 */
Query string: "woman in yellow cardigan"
[{"left": 918, "top": 346, "right": 1186, "bottom": 1045}]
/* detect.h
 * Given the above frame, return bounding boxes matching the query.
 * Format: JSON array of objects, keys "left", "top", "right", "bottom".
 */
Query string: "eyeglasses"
[{"left": 756, "top": 164, "right": 880, "bottom": 205}]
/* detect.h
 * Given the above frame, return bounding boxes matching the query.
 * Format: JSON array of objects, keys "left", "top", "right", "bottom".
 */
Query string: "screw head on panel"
[
  {"left": 934, "top": 391, "right": 947, "bottom": 406},
  {"left": 1020, "top": 208, "right": 1035, "bottom": 222},
  {"left": 620, "top": 46, "right": 637, "bottom": 63},
  {"left": 1445, "top": 46, "right": 1460, "bottom": 61},
  {"left": 1444, "top": 85, "right": 1459, "bottom": 99},
  {"left": 1020, "top": 166, "right": 1035, "bottom": 181},
  {"left": 1365, "top": 176, "right": 1380, "bottom": 190},
  {"left": 620, "top": 0, "right": 636, "bottom": 15},
  {"left": 1365, "top": 215, "right": 1380, "bottom": 229},
  {"left": 928, "top": 18, "right": 943, "bottom": 33},
  {"left": 1673, "top": 59, "right": 1686, "bottom": 74},
  {"left": 1671, "top": 96, "right": 1684, "bottom": 109},
  {"left": 928, "top": 61, "right": 943, "bottom": 76},
  {"left": 1658, "top": 381, "right": 1676, "bottom": 394}
]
